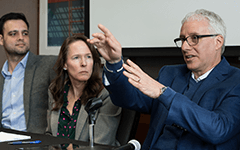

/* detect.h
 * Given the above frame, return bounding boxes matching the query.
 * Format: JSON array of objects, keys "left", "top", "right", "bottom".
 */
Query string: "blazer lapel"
[
  {"left": 0, "top": 75, "right": 4, "bottom": 122},
  {"left": 75, "top": 106, "right": 88, "bottom": 139},
  {"left": 24, "top": 52, "right": 39, "bottom": 127},
  {"left": 51, "top": 110, "right": 60, "bottom": 136},
  {"left": 171, "top": 71, "right": 190, "bottom": 94},
  {"left": 191, "top": 57, "right": 229, "bottom": 104},
  {"left": 149, "top": 71, "right": 190, "bottom": 148},
  {"left": 75, "top": 90, "right": 108, "bottom": 140}
]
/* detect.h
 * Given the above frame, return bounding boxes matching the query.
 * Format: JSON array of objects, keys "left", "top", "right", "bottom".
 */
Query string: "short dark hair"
[{"left": 0, "top": 12, "right": 29, "bottom": 35}]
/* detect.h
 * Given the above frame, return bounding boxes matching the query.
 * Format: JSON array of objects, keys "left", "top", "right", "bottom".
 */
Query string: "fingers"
[
  {"left": 98, "top": 24, "right": 111, "bottom": 36},
  {"left": 87, "top": 24, "right": 122, "bottom": 63},
  {"left": 123, "top": 59, "right": 142, "bottom": 82},
  {"left": 88, "top": 24, "right": 120, "bottom": 48},
  {"left": 124, "top": 59, "right": 142, "bottom": 73},
  {"left": 92, "top": 32, "right": 106, "bottom": 40},
  {"left": 123, "top": 70, "right": 140, "bottom": 83},
  {"left": 87, "top": 33, "right": 105, "bottom": 44},
  {"left": 98, "top": 24, "right": 121, "bottom": 47},
  {"left": 87, "top": 24, "right": 109, "bottom": 44}
]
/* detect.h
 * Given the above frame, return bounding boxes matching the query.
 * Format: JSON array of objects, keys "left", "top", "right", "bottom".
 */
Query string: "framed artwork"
[{"left": 39, "top": 0, "right": 89, "bottom": 55}]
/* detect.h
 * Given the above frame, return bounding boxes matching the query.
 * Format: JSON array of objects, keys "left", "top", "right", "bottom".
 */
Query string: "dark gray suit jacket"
[{"left": 0, "top": 51, "right": 57, "bottom": 134}]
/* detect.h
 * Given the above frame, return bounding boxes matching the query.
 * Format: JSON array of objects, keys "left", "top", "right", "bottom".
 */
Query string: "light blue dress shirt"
[{"left": 1, "top": 52, "right": 29, "bottom": 131}]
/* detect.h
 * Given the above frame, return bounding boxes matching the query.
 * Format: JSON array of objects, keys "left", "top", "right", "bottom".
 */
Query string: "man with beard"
[{"left": 0, "top": 12, "right": 57, "bottom": 134}]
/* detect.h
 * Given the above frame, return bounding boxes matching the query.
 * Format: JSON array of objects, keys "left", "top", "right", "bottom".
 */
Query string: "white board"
[{"left": 90, "top": 0, "right": 240, "bottom": 48}]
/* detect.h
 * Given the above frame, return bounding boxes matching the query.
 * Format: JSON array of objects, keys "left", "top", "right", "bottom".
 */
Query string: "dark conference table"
[{"left": 0, "top": 128, "right": 115, "bottom": 150}]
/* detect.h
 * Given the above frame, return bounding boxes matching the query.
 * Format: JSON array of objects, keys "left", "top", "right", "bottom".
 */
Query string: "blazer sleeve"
[
  {"left": 93, "top": 88, "right": 122, "bottom": 146},
  {"left": 104, "top": 66, "right": 153, "bottom": 114},
  {"left": 161, "top": 85, "right": 240, "bottom": 145}
]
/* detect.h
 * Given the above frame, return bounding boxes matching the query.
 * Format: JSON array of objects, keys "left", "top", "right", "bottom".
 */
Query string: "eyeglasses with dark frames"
[{"left": 174, "top": 34, "right": 219, "bottom": 48}]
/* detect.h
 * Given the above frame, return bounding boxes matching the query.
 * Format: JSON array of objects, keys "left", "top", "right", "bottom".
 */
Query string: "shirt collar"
[
  {"left": 191, "top": 67, "right": 214, "bottom": 83},
  {"left": 20, "top": 51, "right": 29, "bottom": 68},
  {"left": 1, "top": 51, "right": 29, "bottom": 77}
]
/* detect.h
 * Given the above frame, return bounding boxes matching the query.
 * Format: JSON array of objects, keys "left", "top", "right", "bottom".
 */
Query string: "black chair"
[{"left": 116, "top": 108, "right": 141, "bottom": 145}]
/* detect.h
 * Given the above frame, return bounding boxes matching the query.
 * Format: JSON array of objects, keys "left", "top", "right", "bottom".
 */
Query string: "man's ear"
[
  {"left": 0, "top": 34, "right": 3, "bottom": 46},
  {"left": 215, "top": 34, "right": 224, "bottom": 51}
]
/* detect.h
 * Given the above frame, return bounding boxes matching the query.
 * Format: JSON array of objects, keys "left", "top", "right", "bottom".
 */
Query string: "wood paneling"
[{"left": 0, "top": 0, "right": 38, "bottom": 67}]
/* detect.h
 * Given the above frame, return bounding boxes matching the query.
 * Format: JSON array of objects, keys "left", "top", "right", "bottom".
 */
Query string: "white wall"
[
  {"left": 90, "top": 0, "right": 240, "bottom": 48},
  {"left": 40, "top": 0, "right": 240, "bottom": 55}
]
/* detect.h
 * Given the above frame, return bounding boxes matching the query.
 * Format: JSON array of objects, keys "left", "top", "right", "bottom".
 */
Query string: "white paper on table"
[{"left": 0, "top": 131, "right": 31, "bottom": 142}]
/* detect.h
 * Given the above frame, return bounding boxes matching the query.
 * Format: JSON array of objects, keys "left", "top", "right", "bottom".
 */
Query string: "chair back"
[{"left": 116, "top": 108, "right": 140, "bottom": 145}]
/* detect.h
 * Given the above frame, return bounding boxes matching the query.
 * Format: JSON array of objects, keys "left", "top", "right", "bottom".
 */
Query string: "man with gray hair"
[{"left": 88, "top": 9, "right": 240, "bottom": 149}]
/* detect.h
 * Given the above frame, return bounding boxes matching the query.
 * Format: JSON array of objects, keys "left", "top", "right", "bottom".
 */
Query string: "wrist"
[
  {"left": 105, "top": 59, "right": 124, "bottom": 73},
  {"left": 160, "top": 86, "right": 167, "bottom": 96},
  {"left": 107, "top": 58, "right": 122, "bottom": 64}
]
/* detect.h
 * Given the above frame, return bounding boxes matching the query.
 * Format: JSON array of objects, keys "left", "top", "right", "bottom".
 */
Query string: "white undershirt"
[{"left": 191, "top": 67, "right": 214, "bottom": 83}]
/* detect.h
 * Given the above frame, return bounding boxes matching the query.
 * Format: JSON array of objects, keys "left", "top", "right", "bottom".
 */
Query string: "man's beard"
[
  {"left": 5, "top": 48, "right": 29, "bottom": 56},
  {"left": 4, "top": 43, "right": 30, "bottom": 57}
]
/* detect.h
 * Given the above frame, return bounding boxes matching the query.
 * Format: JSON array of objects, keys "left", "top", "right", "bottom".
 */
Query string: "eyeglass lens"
[{"left": 176, "top": 35, "right": 198, "bottom": 47}]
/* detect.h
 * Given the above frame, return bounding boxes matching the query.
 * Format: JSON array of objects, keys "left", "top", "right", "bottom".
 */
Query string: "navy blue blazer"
[{"left": 104, "top": 57, "right": 240, "bottom": 150}]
